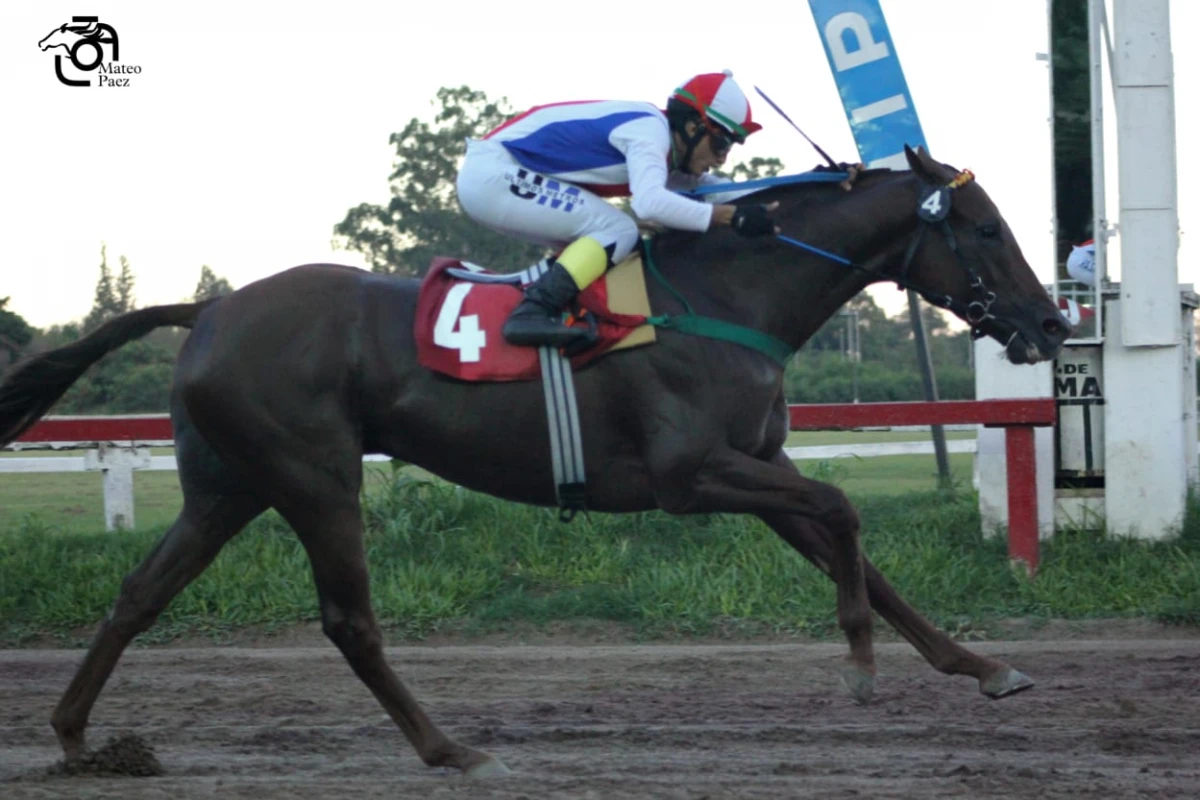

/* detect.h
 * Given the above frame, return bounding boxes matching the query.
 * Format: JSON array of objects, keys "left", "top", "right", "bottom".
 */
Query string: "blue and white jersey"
[{"left": 484, "top": 100, "right": 719, "bottom": 232}]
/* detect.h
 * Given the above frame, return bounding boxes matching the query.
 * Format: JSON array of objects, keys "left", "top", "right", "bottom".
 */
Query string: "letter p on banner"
[{"left": 807, "top": 0, "right": 928, "bottom": 169}]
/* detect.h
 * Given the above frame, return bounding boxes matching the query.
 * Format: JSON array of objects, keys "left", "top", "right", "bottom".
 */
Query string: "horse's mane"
[
  {"left": 745, "top": 167, "right": 899, "bottom": 202},
  {"left": 652, "top": 168, "right": 902, "bottom": 249}
]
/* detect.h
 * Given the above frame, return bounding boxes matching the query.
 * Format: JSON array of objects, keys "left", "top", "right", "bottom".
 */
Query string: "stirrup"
[
  {"left": 502, "top": 315, "right": 590, "bottom": 348},
  {"left": 560, "top": 309, "right": 599, "bottom": 358}
]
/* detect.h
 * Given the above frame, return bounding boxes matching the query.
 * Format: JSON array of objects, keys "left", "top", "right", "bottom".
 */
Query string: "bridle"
[
  {"left": 642, "top": 167, "right": 1015, "bottom": 367},
  {"left": 776, "top": 168, "right": 1002, "bottom": 341},
  {"left": 896, "top": 169, "right": 1000, "bottom": 339}
]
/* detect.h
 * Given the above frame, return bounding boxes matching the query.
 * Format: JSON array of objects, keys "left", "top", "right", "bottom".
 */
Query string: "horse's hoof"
[
  {"left": 465, "top": 755, "right": 512, "bottom": 778},
  {"left": 980, "top": 668, "right": 1035, "bottom": 699},
  {"left": 839, "top": 663, "right": 876, "bottom": 705}
]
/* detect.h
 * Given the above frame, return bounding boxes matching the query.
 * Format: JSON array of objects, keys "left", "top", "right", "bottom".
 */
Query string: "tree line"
[
  {"left": 0, "top": 251, "right": 233, "bottom": 414},
  {"left": 1, "top": 86, "right": 976, "bottom": 414}
]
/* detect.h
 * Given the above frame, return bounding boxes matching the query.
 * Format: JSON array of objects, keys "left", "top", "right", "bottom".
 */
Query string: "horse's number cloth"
[{"left": 415, "top": 255, "right": 656, "bottom": 382}]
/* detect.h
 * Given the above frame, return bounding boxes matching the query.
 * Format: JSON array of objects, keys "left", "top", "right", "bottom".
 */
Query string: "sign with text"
[
  {"left": 1054, "top": 345, "right": 1105, "bottom": 479},
  {"left": 808, "top": 0, "right": 926, "bottom": 168}
]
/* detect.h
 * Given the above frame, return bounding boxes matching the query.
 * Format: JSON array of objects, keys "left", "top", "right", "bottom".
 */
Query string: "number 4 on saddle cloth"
[{"left": 414, "top": 254, "right": 657, "bottom": 381}]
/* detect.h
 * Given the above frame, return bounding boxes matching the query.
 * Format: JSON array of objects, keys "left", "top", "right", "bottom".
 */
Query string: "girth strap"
[
  {"left": 538, "top": 344, "right": 587, "bottom": 522},
  {"left": 641, "top": 240, "right": 795, "bottom": 367},
  {"left": 513, "top": 259, "right": 586, "bottom": 522}
]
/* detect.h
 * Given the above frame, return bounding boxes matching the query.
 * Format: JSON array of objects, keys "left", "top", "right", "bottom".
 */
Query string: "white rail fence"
[{"left": 2, "top": 437, "right": 978, "bottom": 531}]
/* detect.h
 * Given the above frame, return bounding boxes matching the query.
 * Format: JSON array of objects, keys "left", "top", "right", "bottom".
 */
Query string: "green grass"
[
  {"left": 0, "top": 432, "right": 976, "bottom": 532},
  {"left": 2, "top": 466, "right": 1197, "bottom": 646},
  {"left": 798, "top": 453, "right": 974, "bottom": 495}
]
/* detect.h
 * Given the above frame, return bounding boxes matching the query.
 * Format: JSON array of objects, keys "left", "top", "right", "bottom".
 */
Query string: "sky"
[{"left": 0, "top": 0, "right": 1194, "bottom": 329}]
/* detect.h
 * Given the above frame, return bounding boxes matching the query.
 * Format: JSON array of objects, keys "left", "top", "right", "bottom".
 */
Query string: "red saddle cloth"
[{"left": 415, "top": 258, "right": 649, "bottom": 382}]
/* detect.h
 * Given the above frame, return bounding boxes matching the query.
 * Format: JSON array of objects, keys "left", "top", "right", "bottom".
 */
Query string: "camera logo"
[{"left": 38, "top": 16, "right": 138, "bottom": 87}]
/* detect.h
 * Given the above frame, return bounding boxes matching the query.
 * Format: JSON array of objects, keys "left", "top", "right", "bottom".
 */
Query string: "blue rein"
[
  {"left": 683, "top": 171, "right": 857, "bottom": 267},
  {"left": 683, "top": 171, "right": 851, "bottom": 196}
]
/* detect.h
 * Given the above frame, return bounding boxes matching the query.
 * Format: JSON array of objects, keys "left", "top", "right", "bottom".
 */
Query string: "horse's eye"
[{"left": 979, "top": 223, "right": 1000, "bottom": 239}]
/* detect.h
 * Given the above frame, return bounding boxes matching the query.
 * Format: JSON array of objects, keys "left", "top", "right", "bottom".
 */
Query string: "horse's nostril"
[{"left": 1044, "top": 317, "right": 1067, "bottom": 337}]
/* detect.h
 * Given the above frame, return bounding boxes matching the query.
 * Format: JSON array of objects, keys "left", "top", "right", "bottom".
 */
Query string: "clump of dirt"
[{"left": 48, "top": 734, "right": 163, "bottom": 777}]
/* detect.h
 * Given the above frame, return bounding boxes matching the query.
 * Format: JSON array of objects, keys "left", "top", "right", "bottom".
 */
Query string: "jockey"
[
  {"left": 455, "top": 70, "right": 780, "bottom": 348},
  {"left": 1066, "top": 239, "right": 1097, "bottom": 287}
]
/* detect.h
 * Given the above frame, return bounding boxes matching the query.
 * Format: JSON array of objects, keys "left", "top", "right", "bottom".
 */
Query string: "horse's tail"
[{"left": 0, "top": 299, "right": 219, "bottom": 447}]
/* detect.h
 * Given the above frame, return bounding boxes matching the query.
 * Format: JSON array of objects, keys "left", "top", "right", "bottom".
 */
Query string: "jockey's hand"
[
  {"left": 839, "top": 162, "right": 865, "bottom": 192},
  {"left": 813, "top": 160, "right": 866, "bottom": 191},
  {"left": 731, "top": 202, "right": 781, "bottom": 237}
]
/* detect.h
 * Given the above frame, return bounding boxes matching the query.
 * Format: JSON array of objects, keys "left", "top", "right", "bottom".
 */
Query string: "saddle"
[
  {"left": 413, "top": 251, "right": 657, "bottom": 521},
  {"left": 414, "top": 253, "right": 656, "bottom": 383}
]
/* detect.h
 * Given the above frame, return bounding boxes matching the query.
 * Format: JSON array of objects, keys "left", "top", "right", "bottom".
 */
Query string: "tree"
[
  {"left": 1051, "top": 0, "right": 1092, "bottom": 271},
  {"left": 83, "top": 244, "right": 132, "bottom": 332},
  {"left": 335, "top": 86, "right": 545, "bottom": 277},
  {"left": 49, "top": 246, "right": 181, "bottom": 412},
  {"left": 54, "top": 339, "right": 175, "bottom": 413},
  {"left": 713, "top": 156, "right": 786, "bottom": 181},
  {"left": 0, "top": 297, "right": 35, "bottom": 372},
  {"left": 336, "top": 87, "right": 795, "bottom": 278},
  {"left": 806, "top": 291, "right": 890, "bottom": 354},
  {"left": 193, "top": 265, "right": 234, "bottom": 301},
  {"left": 116, "top": 255, "right": 136, "bottom": 313}
]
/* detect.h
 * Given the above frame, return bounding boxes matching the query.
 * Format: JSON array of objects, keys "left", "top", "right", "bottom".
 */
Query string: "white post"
[
  {"left": 1104, "top": 0, "right": 1187, "bottom": 538},
  {"left": 84, "top": 445, "right": 151, "bottom": 531},
  {"left": 1180, "top": 292, "right": 1199, "bottom": 489},
  {"left": 973, "top": 338, "right": 1055, "bottom": 538},
  {"left": 1088, "top": 0, "right": 1108, "bottom": 336}
]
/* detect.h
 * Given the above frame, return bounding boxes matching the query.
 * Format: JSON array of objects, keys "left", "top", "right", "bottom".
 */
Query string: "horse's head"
[
  {"left": 893, "top": 146, "right": 1070, "bottom": 364},
  {"left": 38, "top": 25, "right": 83, "bottom": 52}
]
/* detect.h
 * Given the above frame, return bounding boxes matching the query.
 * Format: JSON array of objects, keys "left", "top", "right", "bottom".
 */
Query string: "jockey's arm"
[
  {"left": 616, "top": 118, "right": 772, "bottom": 232},
  {"left": 623, "top": 140, "right": 714, "bottom": 231},
  {"left": 652, "top": 169, "right": 777, "bottom": 234},
  {"left": 710, "top": 205, "right": 737, "bottom": 226},
  {"left": 665, "top": 171, "right": 737, "bottom": 226},
  {"left": 613, "top": 118, "right": 741, "bottom": 232}
]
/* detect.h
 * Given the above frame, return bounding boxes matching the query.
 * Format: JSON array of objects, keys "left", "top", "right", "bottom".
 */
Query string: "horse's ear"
[{"left": 904, "top": 144, "right": 937, "bottom": 182}]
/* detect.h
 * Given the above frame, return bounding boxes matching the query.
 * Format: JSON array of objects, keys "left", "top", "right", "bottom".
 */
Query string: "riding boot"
[{"left": 502, "top": 261, "right": 592, "bottom": 348}]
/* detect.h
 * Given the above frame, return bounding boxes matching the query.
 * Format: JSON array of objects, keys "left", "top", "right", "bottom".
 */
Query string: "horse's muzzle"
[{"left": 1002, "top": 309, "right": 1071, "bottom": 364}]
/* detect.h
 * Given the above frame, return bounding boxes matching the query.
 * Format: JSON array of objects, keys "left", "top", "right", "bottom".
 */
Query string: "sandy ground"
[{"left": 2, "top": 634, "right": 1199, "bottom": 799}]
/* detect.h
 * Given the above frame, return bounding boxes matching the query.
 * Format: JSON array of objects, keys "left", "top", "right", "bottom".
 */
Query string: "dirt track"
[{"left": 2, "top": 636, "right": 1199, "bottom": 798}]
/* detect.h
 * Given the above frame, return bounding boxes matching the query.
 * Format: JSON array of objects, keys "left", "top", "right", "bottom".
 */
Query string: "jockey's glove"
[
  {"left": 812, "top": 161, "right": 864, "bottom": 173},
  {"left": 731, "top": 204, "right": 777, "bottom": 238}
]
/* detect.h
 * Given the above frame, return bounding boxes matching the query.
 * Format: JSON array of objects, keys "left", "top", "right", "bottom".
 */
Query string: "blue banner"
[{"left": 807, "top": 0, "right": 927, "bottom": 168}]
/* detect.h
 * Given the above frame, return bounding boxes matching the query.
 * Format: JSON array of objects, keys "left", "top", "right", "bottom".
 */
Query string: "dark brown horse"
[{"left": 0, "top": 146, "right": 1068, "bottom": 777}]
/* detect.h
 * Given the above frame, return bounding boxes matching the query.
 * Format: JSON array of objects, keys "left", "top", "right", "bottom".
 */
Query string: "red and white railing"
[{"left": 4, "top": 400, "right": 1056, "bottom": 570}]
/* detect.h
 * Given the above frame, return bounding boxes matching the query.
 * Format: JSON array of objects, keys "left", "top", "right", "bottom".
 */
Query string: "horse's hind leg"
[
  {"left": 758, "top": 454, "right": 1033, "bottom": 699},
  {"left": 50, "top": 490, "right": 265, "bottom": 760},
  {"left": 272, "top": 487, "right": 510, "bottom": 777}
]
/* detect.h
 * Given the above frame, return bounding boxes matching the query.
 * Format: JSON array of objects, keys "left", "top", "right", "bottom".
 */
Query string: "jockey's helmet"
[{"left": 667, "top": 70, "right": 762, "bottom": 146}]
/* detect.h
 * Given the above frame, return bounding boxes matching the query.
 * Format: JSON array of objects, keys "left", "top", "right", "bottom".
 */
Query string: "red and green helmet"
[{"left": 670, "top": 70, "right": 763, "bottom": 143}]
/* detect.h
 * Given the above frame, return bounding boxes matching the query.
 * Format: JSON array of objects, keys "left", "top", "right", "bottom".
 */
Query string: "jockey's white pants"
[{"left": 455, "top": 139, "right": 641, "bottom": 269}]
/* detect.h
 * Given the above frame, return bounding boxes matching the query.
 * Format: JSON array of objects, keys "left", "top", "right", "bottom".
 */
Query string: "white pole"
[
  {"left": 83, "top": 446, "right": 151, "bottom": 531},
  {"left": 1104, "top": 0, "right": 1187, "bottom": 538},
  {"left": 1113, "top": 0, "right": 1179, "bottom": 347},
  {"left": 1088, "top": 0, "right": 1107, "bottom": 337},
  {"left": 1045, "top": 0, "right": 1059, "bottom": 311}
]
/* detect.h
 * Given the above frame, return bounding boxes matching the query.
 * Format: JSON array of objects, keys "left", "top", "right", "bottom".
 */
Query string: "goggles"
[{"left": 705, "top": 124, "right": 736, "bottom": 156}]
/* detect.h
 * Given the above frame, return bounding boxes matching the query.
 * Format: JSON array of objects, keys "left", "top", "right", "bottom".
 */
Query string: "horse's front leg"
[
  {"left": 758, "top": 451, "right": 1034, "bottom": 700},
  {"left": 648, "top": 446, "right": 876, "bottom": 702}
]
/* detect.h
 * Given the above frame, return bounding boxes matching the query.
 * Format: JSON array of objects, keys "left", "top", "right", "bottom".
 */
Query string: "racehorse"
[{"left": 0, "top": 146, "right": 1069, "bottom": 777}]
